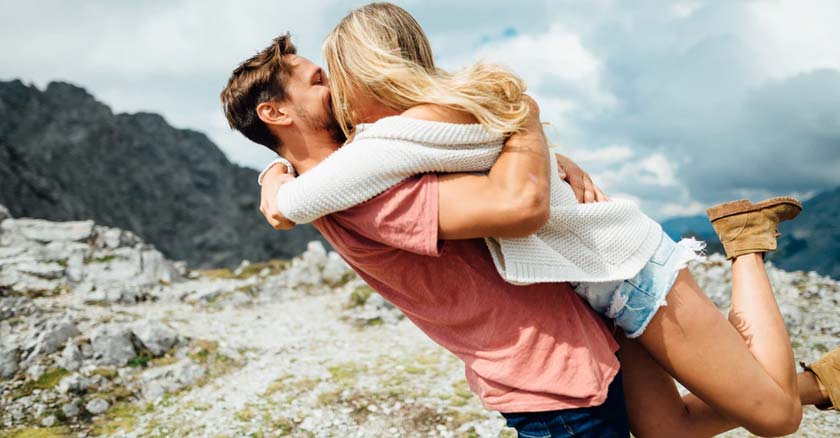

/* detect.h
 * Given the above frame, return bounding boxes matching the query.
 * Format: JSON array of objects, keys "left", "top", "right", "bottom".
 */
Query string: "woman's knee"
[{"left": 741, "top": 398, "right": 802, "bottom": 437}]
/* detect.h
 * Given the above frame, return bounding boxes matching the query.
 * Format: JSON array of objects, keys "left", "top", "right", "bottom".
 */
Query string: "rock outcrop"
[{"left": 0, "top": 79, "right": 327, "bottom": 268}]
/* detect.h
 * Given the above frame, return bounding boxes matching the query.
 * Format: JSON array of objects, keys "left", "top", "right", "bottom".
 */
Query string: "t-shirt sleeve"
[{"left": 330, "top": 173, "right": 442, "bottom": 257}]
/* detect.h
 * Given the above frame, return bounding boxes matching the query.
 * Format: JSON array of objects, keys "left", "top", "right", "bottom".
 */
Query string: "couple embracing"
[{"left": 221, "top": 3, "right": 838, "bottom": 437}]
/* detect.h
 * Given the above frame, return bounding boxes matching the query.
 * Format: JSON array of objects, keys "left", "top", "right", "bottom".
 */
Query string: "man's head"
[{"left": 221, "top": 34, "right": 343, "bottom": 154}]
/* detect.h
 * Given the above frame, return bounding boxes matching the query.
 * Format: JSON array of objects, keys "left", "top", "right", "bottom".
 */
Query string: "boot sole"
[{"left": 707, "top": 196, "right": 802, "bottom": 222}]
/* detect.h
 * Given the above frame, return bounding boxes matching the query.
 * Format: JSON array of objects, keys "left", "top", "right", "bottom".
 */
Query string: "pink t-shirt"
[{"left": 313, "top": 173, "right": 620, "bottom": 413}]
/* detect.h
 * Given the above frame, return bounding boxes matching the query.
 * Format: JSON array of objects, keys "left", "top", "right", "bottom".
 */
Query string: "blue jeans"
[{"left": 501, "top": 372, "right": 630, "bottom": 438}]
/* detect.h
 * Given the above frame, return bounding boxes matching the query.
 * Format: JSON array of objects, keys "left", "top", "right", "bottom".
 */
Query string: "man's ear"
[{"left": 256, "top": 101, "right": 293, "bottom": 127}]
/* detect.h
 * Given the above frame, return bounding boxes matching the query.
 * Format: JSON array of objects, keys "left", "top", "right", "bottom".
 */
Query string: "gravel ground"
[{"left": 1, "top": 213, "right": 837, "bottom": 437}]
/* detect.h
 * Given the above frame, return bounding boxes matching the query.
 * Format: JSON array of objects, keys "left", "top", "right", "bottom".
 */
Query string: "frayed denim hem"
[{"left": 621, "top": 237, "right": 707, "bottom": 339}]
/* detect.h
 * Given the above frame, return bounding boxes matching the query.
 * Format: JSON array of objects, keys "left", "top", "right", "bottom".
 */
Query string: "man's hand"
[
  {"left": 259, "top": 164, "right": 296, "bottom": 230},
  {"left": 554, "top": 153, "right": 608, "bottom": 203}
]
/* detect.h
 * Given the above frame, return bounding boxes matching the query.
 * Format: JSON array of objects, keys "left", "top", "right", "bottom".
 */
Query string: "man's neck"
[{"left": 278, "top": 132, "right": 340, "bottom": 174}]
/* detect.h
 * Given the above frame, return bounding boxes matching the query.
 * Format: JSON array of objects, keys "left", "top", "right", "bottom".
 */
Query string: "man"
[{"left": 221, "top": 35, "right": 628, "bottom": 437}]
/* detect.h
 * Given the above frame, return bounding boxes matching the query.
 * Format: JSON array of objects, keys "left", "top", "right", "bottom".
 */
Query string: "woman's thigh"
[{"left": 635, "top": 269, "right": 794, "bottom": 430}]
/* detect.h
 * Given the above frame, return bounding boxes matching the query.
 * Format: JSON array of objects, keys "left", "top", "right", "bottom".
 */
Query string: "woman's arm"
[{"left": 425, "top": 97, "right": 553, "bottom": 239}]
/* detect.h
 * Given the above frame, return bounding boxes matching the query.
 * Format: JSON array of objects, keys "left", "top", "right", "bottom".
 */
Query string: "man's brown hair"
[{"left": 221, "top": 34, "right": 297, "bottom": 151}]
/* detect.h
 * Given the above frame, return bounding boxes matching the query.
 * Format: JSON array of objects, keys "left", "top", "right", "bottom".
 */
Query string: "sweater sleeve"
[{"left": 275, "top": 137, "right": 503, "bottom": 224}]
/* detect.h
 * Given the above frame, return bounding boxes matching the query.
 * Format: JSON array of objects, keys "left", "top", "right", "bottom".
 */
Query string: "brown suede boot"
[
  {"left": 706, "top": 196, "right": 802, "bottom": 260},
  {"left": 801, "top": 347, "right": 840, "bottom": 411}
]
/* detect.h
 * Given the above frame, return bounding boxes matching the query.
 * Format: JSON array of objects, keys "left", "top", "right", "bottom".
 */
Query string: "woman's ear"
[{"left": 256, "top": 101, "right": 293, "bottom": 127}]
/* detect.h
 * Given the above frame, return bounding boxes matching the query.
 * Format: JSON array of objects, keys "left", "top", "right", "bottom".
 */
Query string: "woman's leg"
[
  {"left": 628, "top": 266, "right": 801, "bottom": 437},
  {"left": 619, "top": 334, "right": 830, "bottom": 438}
]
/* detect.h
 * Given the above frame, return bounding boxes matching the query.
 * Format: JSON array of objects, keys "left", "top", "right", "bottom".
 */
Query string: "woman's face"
[{"left": 338, "top": 82, "right": 400, "bottom": 126}]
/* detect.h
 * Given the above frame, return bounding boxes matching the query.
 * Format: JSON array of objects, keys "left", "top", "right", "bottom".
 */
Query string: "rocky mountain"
[
  {"left": 1, "top": 208, "right": 837, "bottom": 437},
  {"left": 662, "top": 187, "right": 840, "bottom": 279},
  {"left": 0, "top": 80, "right": 326, "bottom": 268}
]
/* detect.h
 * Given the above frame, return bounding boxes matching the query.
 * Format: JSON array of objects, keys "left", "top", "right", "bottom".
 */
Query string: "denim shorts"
[{"left": 572, "top": 233, "right": 705, "bottom": 338}]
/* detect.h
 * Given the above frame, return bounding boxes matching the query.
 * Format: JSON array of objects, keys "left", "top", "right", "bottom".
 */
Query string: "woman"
[{"left": 261, "top": 3, "right": 838, "bottom": 436}]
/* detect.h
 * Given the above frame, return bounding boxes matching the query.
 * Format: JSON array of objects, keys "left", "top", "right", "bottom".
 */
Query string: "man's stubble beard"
[{"left": 295, "top": 104, "right": 346, "bottom": 145}]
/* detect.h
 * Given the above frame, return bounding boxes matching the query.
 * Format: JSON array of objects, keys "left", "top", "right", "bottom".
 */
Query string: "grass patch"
[
  {"left": 84, "top": 254, "right": 117, "bottom": 264},
  {"left": 197, "top": 268, "right": 234, "bottom": 279},
  {"left": 234, "top": 405, "right": 256, "bottom": 422},
  {"left": 328, "top": 363, "right": 364, "bottom": 385},
  {"left": 127, "top": 355, "right": 151, "bottom": 368},
  {"left": 90, "top": 402, "right": 139, "bottom": 436},
  {"left": 316, "top": 389, "right": 342, "bottom": 406},
  {"left": 452, "top": 381, "right": 474, "bottom": 401},
  {"left": 187, "top": 339, "right": 240, "bottom": 389},
  {"left": 91, "top": 367, "right": 118, "bottom": 379},
  {"left": 346, "top": 285, "right": 375, "bottom": 309},
  {"left": 197, "top": 259, "right": 289, "bottom": 280},
  {"left": 264, "top": 374, "right": 295, "bottom": 397},
  {"left": 234, "top": 259, "right": 289, "bottom": 279},
  {"left": 15, "top": 368, "right": 70, "bottom": 398},
  {"left": 91, "top": 386, "right": 135, "bottom": 404},
  {"left": 188, "top": 339, "right": 219, "bottom": 364},
  {"left": 47, "top": 259, "right": 68, "bottom": 268},
  {"left": 0, "top": 427, "right": 71, "bottom": 438}
]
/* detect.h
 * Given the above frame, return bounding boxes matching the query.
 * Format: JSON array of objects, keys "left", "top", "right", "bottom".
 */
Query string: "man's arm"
[{"left": 434, "top": 97, "right": 551, "bottom": 239}]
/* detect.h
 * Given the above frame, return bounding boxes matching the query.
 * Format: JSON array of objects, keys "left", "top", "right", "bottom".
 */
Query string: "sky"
[{"left": 1, "top": 0, "right": 839, "bottom": 219}]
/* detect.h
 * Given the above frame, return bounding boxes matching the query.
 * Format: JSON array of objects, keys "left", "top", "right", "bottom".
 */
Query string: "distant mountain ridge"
[
  {"left": 0, "top": 80, "right": 326, "bottom": 268},
  {"left": 662, "top": 188, "right": 840, "bottom": 279}
]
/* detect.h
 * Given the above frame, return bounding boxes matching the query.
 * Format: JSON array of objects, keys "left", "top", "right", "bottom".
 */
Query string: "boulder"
[
  {"left": 61, "top": 401, "right": 80, "bottom": 418},
  {"left": 57, "top": 373, "right": 91, "bottom": 394},
  {"left": 85, "top": 397, "right": 110, "bottom": 415},
  {"left": 130, "top": 319, "right": 179, "bottom": 356},
  {"left": 140, "top": 360, "right": 205, "bottom": 400},
  {"left": 90, "top": 324, "right": 137, "bottom": 366},
  {"left": 0, "top": 204, "right": 10, "bottom": 222},
  {"left": 12, "top": 261, "right": 66, "bottom": 280},
  {"left": 6, "top": 219, "right": 94, "bottom": 243},
  {"left": 0, "top": 346, "right": 18, "bottom": 379},
  {"left": 57, "top": 341, "right": 83, "bottom": 371},
  {"left": 27, "top": 319, "right": 80, "bottom": 360}
]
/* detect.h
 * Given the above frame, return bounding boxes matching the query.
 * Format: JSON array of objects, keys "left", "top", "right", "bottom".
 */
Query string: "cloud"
[
  {"left": 433, "top": 0, "right": 840, "bottom": 218},
  {"left": 1, "top": 0, "right": 838, "bottom": 220}
]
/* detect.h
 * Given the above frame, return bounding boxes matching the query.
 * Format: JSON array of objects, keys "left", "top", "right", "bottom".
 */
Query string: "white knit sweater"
[{"left": 275, "top": 116, "right": 663, "bottom": 284}]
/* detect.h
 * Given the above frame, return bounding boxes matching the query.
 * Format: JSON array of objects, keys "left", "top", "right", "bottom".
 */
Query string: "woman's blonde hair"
[{"left": 323, "top": 2, "right": 529, "bottom": 139}]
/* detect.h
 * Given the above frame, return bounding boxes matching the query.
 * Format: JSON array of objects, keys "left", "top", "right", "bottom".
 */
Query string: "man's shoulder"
[{"left": 319, "top": 174, "right": 441, "bottom": 257}]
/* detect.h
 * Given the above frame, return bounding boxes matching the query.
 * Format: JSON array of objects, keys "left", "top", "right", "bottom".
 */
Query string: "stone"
[
  {"left": 66, "top": 252, "right": 85, "bottom": 283},
  {"left": 90, "top": 324, "right": 137, "bottom": 366},
  {"left": 0, "top": 346, "right": 19, "bottom": 379},
  {"left": 57, "top": 341, "right": 84, "bottom": 371},
  {"left": 57, "top": 373, "right": 91, "bottom": 394},
  {"left": 85, "top": 397, "right": 110, "bottom": 415},
  {"left": 322, "top": 252, "right": 351, "bottom": 285},
  {"left": 131, "top": 319, "right": 178, "bottom": 357},
  {"left": 40, "top": 415, "right": 57, "bottom": 427},
  {"left": 61, "top": 401, "right": 80, "bottom": 418},
  {"left": 13, "top": 262, "right": 66, "bottom": 280},
  {"left": 7, "top": 219, "right": 94, "bottom": 243},
  {"left": 141, "top": 380, "right": 166, "bottom": 401},
  {"left": 26, "top": 364, "right": 44, "bottom": 381},
  {"left": 0, "top": 204, "right": 10, "bottom": 221},
  {"left": 27, "top": 319, "right": 80, "bottom": 360},
  {"left": 302, "top": 241, "right": 328, "bottom": 268},
  {"left": 141, "top": 249, "right": 175, "bottom": 284},
  {"left": 140, "top": 361, "right": 205, "bottom": 400}
]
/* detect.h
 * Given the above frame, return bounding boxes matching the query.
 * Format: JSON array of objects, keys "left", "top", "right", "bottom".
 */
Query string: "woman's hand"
[
  {"left": 259, "top": 165, "right": 296, "bottom": 230},
  {"left": 554, "top": 153, "right": 608, "bottom": 203}
]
